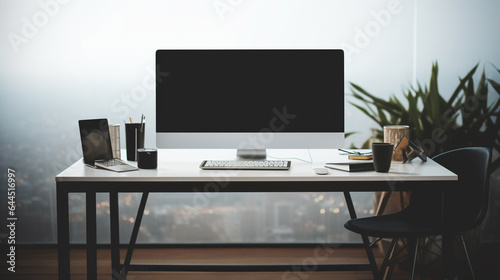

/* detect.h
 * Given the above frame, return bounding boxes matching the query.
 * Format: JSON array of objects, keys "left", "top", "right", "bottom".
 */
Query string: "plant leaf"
[
  {"left": 427, "top": 62, "right": 441, "bottom": 121},
  {"left": 489, "top": 79, "right": 500, "bottom": 96},
  {"left": 349, "top": 103, "right": 382, "bottom": 126},
  {"left": 350, "top": 83, "right": 402, "bottom": 112}
]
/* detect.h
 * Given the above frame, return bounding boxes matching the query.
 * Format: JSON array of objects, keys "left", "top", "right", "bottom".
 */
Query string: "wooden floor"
[{"left": 1, "top": 245, "right": 452, "bottom": 280}]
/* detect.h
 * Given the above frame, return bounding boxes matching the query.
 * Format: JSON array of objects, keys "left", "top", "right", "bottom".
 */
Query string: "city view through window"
[{"left": 68, "top": 192, "right": 375, "bottom": 244}]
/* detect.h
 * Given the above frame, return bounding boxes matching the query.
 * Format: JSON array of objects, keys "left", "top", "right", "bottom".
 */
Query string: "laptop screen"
[{"left": 79, "top": 119, "right": 113, "bottom": 165}]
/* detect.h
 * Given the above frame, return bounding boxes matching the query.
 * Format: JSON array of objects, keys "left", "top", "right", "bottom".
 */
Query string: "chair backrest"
[{"left": 411, "top": 147, "right": 491, "bottom": 232}]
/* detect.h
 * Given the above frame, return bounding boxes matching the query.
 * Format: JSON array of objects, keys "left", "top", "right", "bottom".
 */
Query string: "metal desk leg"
[
  {"left": 86, "top": 191, "right": 97, "bottom": 280},
  {"left": 344, "top": 191, "right": 380, "bottom": 280},
  {"left": 57, "top": 183, "right": 70, "bottom": 280},
  {"left": 442, "top": 189, "right": 454, "bottom": 280},
  {"left": 122, "top": 192, "right": 149, "bottom": 279},
  {"left": 110, "top": 191, "right": 121, "bottom": 279},
  {"left": 375, "top": 191, "right": 392, "bottom": 216}
]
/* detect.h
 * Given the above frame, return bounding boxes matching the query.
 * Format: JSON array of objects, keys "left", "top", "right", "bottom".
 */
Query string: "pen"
[
  {"left": 339, "top": 149, "right": 372, "bottom": 155},
  {"left": 339, "top": 148, "right": 359, "bottom": 155},
  {"left": 140, "top": 114, "right": 145, "bottom": 132}
]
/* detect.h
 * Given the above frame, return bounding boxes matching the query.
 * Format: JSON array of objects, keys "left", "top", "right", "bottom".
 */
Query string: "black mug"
[
  {"left": 372, "top": 143, "right": 394, "bottom": 173},
  {"left": 125, "top": 123, "right": 145, "bottom": 161}
]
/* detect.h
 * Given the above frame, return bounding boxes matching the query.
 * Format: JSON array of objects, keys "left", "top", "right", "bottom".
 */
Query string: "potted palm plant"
[
  {"left": 349, "top": 62, "right": 500, "bottom": 170},
  {"left": 348, "top": 62, "right": 500, "bottom": 275}
]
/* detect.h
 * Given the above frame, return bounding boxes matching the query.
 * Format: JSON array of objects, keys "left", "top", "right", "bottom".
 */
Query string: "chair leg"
[
  {"left": 418, "top": 239, "right": 426, "bottom": 280},
  {"left": 344, "top": 192, "right": 379, "bottom": 279},
  {"left": 385, "top": 260, "right": 397, "bottom": 280},
  {"left": 380, "top": 238, "right": 398, "bottom": 280},
  {"left": 409, "top": 238, "right": 420, "bottom": 280},
  {"left": 459, "top": 234, "right": 476, "bottom": 280},
  {"left": 384, "top": 239, "right": 408, "bottom": 280}
]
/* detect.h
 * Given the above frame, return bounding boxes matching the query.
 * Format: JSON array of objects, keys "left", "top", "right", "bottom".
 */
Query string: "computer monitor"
[{"left": 156, "top": 49, "right": 344, "bottom": 159}]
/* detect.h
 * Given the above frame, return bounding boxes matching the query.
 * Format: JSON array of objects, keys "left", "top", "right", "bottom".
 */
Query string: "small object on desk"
[
  {"left": 140, "top": 114, "right": 145, "bottom": 133},
  {"left": 348, "top": 154, "right": 373, "bottom": 160},
  {"left": 313, "top": 168, "right": 329, "bottom": 175},
  {"left": 338, "top": 148, "right": 372, "bottom": 156},
  {"left": 200, "top": 160, "right": 291, "bottom": 170},
  {"left": 325, "top": 161, "right": 374, "bottom": 172},
  {"left": 395, "top": 136, "right": 428, "bottom": 163},
  {"left": 78, "top": 118, "right": 138, "bottom": 172},
  {"left": 137, "top": 148, "right": 157, "bottom": 169},
  {"left": 95, "top": 159, "right": 139, "bottom": 172},
  {"left": 372, "top": 143, "right": 394, "bottom": 173},
  {"left": 383, "top": 125, "right": 410, "bottom": 161},
  {"left": 108, "top": 124, "right": 121, "bottom": 159}
]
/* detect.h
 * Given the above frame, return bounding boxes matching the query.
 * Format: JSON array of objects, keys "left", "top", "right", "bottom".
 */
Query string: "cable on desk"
[{"left": 267, "top": 149, "right": 313, "bottom": 164}]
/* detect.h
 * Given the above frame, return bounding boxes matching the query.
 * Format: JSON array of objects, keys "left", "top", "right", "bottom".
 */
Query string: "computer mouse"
[{"left": 313, "top": 168, "right": 329, "bottom": 175}]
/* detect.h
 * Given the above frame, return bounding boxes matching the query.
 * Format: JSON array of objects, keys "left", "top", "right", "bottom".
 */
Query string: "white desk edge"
[{"left": 55, "top": 149, "right": 457, "bottom": 183}]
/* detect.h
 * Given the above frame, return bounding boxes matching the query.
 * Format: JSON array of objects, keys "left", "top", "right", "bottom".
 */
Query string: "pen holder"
[{"left": 125, "top": 123, "right": 145, "bottom": 161}]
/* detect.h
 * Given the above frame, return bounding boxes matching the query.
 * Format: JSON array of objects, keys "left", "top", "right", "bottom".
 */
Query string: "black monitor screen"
[{"left": 156, "top": 49, "right": 344, "bottom": 133}]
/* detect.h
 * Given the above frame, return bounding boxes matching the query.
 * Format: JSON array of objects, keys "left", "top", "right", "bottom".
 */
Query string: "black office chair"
[{"left": 344, "top": 147, "right": 491, "bottom": 280}]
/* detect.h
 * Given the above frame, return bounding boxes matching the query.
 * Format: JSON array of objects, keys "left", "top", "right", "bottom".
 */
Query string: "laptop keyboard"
[{"left": 100, "top": 159, "right": 128, "bottom": 167}]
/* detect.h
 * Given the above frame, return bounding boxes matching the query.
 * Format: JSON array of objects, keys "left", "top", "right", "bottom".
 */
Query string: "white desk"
[{"left": 56, "top": 149, "right": 457, "bottom": 280}]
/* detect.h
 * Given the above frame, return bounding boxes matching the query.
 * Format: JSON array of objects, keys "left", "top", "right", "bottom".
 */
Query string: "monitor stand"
[{"left": 237, "top": 149, "right": 267, "bottom": 160}]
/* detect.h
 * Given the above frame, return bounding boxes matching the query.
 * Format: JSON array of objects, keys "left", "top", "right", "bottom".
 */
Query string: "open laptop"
[{"left": 79, "top": 118, "right": 139, "bottom": 172}]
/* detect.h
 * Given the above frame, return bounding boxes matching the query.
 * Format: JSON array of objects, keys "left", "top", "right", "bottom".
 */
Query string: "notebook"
[
  {"left": 78, "top": 119, "right": 138, "bottom": 172},
  {"left": 325, "top": 161, "right": 374, "bottom": 172}
]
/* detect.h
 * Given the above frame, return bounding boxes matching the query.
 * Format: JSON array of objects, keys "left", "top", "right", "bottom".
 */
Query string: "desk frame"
[{"left": 56, "top": 178, "right": 455, "bottom": 280}]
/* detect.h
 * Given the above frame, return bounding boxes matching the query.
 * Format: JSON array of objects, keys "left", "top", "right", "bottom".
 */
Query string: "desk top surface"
[{"left": 56, "top": 149, "right": 457, "bottom": 183}]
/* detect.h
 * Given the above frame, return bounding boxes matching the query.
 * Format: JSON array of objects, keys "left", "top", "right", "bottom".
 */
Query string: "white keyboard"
[{"left": 200, "top": 160, "right": 291, "bottom": 170}]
